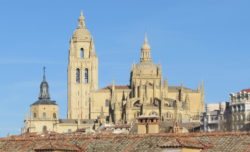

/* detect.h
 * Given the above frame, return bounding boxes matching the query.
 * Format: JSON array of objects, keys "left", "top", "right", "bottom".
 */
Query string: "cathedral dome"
[
  {"left": 134, "top": 62, "right": 160, "bottom": 75},
  {"left": 72, "top": 28, "right": 91, "bottom": 41}
]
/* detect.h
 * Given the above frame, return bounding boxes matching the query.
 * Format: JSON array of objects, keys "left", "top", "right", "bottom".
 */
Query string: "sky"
[{"left": 0, "top": 0, "right": 250, "bottom": 136}]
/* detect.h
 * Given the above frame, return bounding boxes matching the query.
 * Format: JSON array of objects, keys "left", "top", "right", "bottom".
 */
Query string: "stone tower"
[
  {"left": 67, "top": 11, "right": 98, "bottom": 119},
  {"left": 24, "top": 67, "right": 59, "bottom": 133}
]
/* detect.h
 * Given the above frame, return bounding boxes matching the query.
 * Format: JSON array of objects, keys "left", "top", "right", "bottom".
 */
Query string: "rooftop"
[
  {"left": 241, "top": 88, "right": 250, "bottom": 93},
  {"left": 1, "top": 132, "right": 250, "bottom": 152},
  {"left": 100, "top": 85, "right": 131, "bottom": 90}
]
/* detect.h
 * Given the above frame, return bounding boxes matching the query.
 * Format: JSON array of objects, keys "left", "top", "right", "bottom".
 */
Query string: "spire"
[
  {"left": 112, "top": 80, "right": 115, "bottom": 93},
  {"left": 78, "top": 10, "right": 86, "bottom": 28},
  {"left": 142, "top": 33, "right": 150, "bottom": 50},
  {"left": 144, "top": 33, "right": 148, "bottom": 44},
  {"left": 140, "top": 33, "right": 152, "bottom": 62},
  {"left": 43, "top": 66, "right": 46, "bottom": 81},
  {"left": 39, "top": 67, "right": 50, "bottom": 100},
  {"left": 163, "top": 79, "right": 168, "bottom": 88},
  {"left": 90, "top": 38, "right": 96, "bottom": 56},
  {"left": 198, "top": 80, "right": 205, "bottom": 92}
]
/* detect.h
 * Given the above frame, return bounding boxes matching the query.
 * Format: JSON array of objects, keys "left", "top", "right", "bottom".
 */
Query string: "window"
[
  {"left": 137, "top": 86, "right": 140, "bottom": 97},
  {"left": 43, "top": 112, "right": 46, "bottom": 119},
  {"left": 242, "top": 105, "right": 245, "bottom": 112},
  {"left": 238, "top": 105, "right": 241, "bottom": 112},
  {"left": 80, "top": 48, "right": 84, "bottom": 58},
  {"left": 53, "top": 113, "right": 57, "bottom": 119},
  {"left": 234, "top": 106, "right": 237, "bottom": 112},
  {"left": 43, "top": 126, "right": 47, "bottom": 133},
  {"left": 33, "top": 113, "right": 36, "bottom": 118},
  {"left": 76, "top": 68, "right": 80, "bottom": 83},
  {"left": 84, "top": 68, "right": 88, "bottom": 84},
  {"left": 105, "top": 100, "right": 109, "bottom": 107}
]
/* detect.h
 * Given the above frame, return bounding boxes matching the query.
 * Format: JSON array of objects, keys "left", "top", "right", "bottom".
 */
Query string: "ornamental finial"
[{"left": 78, "top": 10, "right": 86, "bottom": 28}]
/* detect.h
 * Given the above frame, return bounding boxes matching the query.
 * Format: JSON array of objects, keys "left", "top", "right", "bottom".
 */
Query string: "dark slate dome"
[{"left": 31, "top": 67, "right": 57, "bottom": 106}]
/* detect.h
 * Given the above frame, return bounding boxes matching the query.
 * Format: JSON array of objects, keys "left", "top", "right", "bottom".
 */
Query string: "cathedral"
[
  {"left": 23, "top": 11, "right": 204, "bottom": 134},
  {"left": 67, "top": 12, "right": 204, "bottom": 123}
]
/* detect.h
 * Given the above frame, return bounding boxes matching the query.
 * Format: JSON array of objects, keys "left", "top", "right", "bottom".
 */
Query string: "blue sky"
[{"left": 0, "top": 0, "right": 250, "bottom": 136}]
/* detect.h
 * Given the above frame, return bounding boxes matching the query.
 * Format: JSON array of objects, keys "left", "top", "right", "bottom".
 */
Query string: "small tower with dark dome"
[{"left": 24, "top": 67, "right": 59, "bottom": 133}]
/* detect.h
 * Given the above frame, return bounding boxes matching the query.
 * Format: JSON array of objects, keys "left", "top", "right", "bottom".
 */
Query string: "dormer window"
[{"left": 80, "top": 48, "right": 84, "bottom": 58}]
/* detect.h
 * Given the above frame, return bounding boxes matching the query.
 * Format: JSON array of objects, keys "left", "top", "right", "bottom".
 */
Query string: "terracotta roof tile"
[
  {"left": 241, "top": 88, "right": 250, "bottom": 93},
  {"left": 1, "top": 132, "right": 250, "bottom": 152}
]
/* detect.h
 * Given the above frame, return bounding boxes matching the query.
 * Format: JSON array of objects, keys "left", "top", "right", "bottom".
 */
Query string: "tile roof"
[
  {"left": 34, "top": 142, "right": 80, "bottom": 151},
  {"left": 158, "top": 138, "right": 207, "bottom": 149},
  {"left": 31, "top": 99, "right": 57, "bottom": 106},
  {"left": 1, "top": 132, "right": 250, "bottom": 152},
  {"left": 241, "top": 88, "right": 250, "bottom": 93}
]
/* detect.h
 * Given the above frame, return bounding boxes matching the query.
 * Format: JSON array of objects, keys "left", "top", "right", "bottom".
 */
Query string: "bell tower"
[{"left": 67, "top": 11, "right": 98, "bottom": 119}]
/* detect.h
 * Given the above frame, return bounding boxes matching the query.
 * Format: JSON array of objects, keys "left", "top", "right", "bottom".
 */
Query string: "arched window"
[
  {"left": 53, "top": 113, "right": 57, "bottom": 119},
  {"left": 33, "top": 113, "right": 37, "bottom": 118},
  {"left": 80, "top": 48, "right": 84, "bottom": 58},
  {"left": 43, "top": 126, "right": 47, "bottom": 133},
  {"left": 84, "top": 68, "right": 88, "bottom": 84},
  {"left": 76, "top": 68, "right": 80, "bottom": 83},
  {"left": 43, "top": 112, "right": 46, "bottom": 119}
]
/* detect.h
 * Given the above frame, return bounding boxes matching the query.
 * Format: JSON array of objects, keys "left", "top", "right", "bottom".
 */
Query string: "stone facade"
[
  {"left": 200, "top": 102, "right": 229, "bottom": 132},
  {"left": 67, "top": 12, "right": 205, "bottom": 124},
  {"left": 230, "top": 89, "right": 250, "bottom": 131}
]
